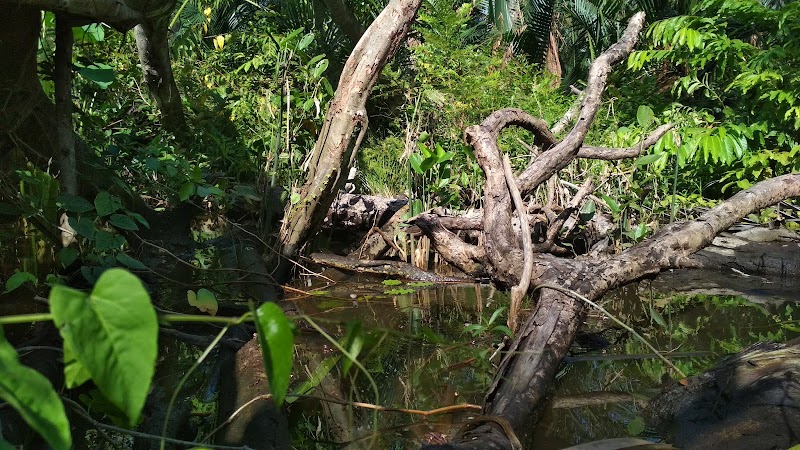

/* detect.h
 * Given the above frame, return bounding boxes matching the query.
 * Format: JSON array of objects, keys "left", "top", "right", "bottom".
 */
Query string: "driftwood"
[
  {"left": 413, "top": 12, "right": 800, "bottom": 449},
  {"left": 309, "top": 252, "right": 470, "bottom": 283},
  {"left": 645, "top": 341, "right": 800, "bottom": 449}
]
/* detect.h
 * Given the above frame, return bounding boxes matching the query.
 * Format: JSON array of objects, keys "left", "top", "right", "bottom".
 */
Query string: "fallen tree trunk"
[{"left": 412, "top": 10, "right": 800, "bottom": 448}]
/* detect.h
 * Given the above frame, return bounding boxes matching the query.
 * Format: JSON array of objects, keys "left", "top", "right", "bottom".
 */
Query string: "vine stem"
[{"left": 0, "top": 313, "right": 53, "bottom": 325}]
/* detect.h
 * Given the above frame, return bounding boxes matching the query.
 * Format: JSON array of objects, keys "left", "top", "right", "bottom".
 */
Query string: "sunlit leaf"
[
  {"left": 187, "top": 288, "right": 218, "bottom": 316},
  {"left": 254, "top": 302, "right": 294, "bottom": 407},
  {"left": 77, "top": 63, "right": 115, "bottom": 89},
  {"left": 50, "top": 269, "right": 157, "bottom": 426}
]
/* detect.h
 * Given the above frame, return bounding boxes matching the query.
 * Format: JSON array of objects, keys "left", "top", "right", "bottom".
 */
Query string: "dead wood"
[
  {"left": 276, "top": 0, "right": 422, "bottom": 280},
  {"left": 418, "top": 9, "right": 800, "bottom": 448},
  {"left": 309, "top": 252, "right": 470, "bottom": 283}
]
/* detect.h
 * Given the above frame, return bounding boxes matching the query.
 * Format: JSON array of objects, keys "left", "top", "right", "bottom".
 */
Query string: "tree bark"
[
  {"left": 0, "top": 5, "right": 57, "bottom": 172},
  {"left": 55, "top": 14, "right": 77, "bottom": 195},
  {"left": 275, "top": 0, "right": 422, "bottom": 280},
  {"left": 1, "top": 0, "right": 146, "bottom": 30},
  {"left": 416, "top": 10, "right": 800, "bottom": 448},
  {"left": 134, "top": 4, "right": 186, "bottom": 132}
]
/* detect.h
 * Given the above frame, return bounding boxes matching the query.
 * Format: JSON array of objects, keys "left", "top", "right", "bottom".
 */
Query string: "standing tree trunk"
[
  {"left": 134, "top": 2, "right": 185, "bottom": 133},
  {"left": 0, "top": 5, "right": 57, "bottom": 172},
  {"left": 55, "top": 14, "right": 77, "bottom": 195},
  {"left": 273, "top": 0, "right": 422, "bottom": 280}
]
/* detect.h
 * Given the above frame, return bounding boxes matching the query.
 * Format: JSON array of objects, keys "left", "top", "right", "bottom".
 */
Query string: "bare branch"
[
  {"left": 546, "top": 177, "right": 594, "bottom": 243},
  {"left": 515, "top": 12, "right": 647, "bottom": 195},
  {"left": 502, "top": 155, "right": 533, "bottom": 333},
  {"left": 577, "top": 124, "right": 674, "bottom": 160},
  {"left": 550, "top": 89, "right": 586, "bottom": 135},
  {"left": 592, "top": 173, "right": 800, "bottom": 292}
]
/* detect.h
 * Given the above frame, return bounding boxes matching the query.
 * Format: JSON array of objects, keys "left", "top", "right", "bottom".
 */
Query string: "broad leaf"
[
  {"left": 116, "top": 254, "right": 146, "bottom": 270},
  {"left": 109, "top": 214, "right": 138, "bottom": 231},
  {"left": 58, "top": 247, "right": 79, "bottom": 268},
  {"left": 77, "top": 63, "right": 114, "bottom": 89},
  {"left": 187, "top": 288, "right": 218, "bottom": 316},
  {"left": 254, "top": 302, "right": 294, "bottom": 407},
  {"left": 3, "top": 271, "right": 37, "bottom": 294},
  {"left": 50, "top": 269, "right": 157, "bottom": 425},
  {"left": 58, "top": 194, "right": 94, "bottom": 214},
  {"left": 94, "top": 191, "right": 121, "bottom": 217},
  {"left": 0, "top": 329, "right": 71, "bottom": 450}
]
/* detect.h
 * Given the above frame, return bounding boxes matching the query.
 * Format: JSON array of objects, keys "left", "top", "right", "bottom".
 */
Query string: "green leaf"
[
  {"left": 290, "top": 193, "right": 301, "bottom": 205},
  {"left": 341, "top": 321, "right": 364, "bottom": 374},
  {"left": 58, "top": 247, "right": 79, "bottom": 268},
  {"left": 50, "top": 269, "right": 158, "bottom": 426},
  {"left": 179, "top": 182, "right": 196, "bottom": 201},
  {"left": 254, "top": 302, "right": 294, "bottom": 407},
  {"left": 382, "top": 279, "right": 402, "bottom": 286},
  {"left": 0, "top": 437, "right": 17, "bottom": 450},
  {"left": 126, "top": 212, "right": 150, "bottom": 229},
  {"left": 94, "top": 230, "right": 117, "bottom": 252},
  {"left": 649, "top": 304, "right": 667, "bottom": 327},
  {"left": 116, "top": 254, "right": 146, "bottom": 271},
  {"left": 0, "top": 329, "right": 71, "bottom": 450},
  {"left": 63, "top": 339, "right": 91, "bottom": 389},
  {"left": 108, "top": 214, "right": 138, "bottom": 231},
  {"left": 58, "top": 194, "right": 94, "bottom": 214},
  {"left": 634, "top": 153, "right": 664, "bottom": 166},
  {"left": 312, "top": 59, "right": 329, "bottom": 79},
  {"left": 68, "top": 216, "right": 97, "bottom": 239},
  {"left": 94, "top": 191, "right": 121, "bottom": 217},
  {"left": 600, "top": 194, "right": 621, "bottom": 215},
  {"left": 187, "top": 288, "right": 218, "bottom": 316},
  {"left": 73, "top": 23, "right": 104, "bottom": 42},
  {"left": 77, "top": 63, "right": 114, "bottom": 89},
  {"left": 4, "top": 271, "right": 37, "bottom": 293},
  {"left": 297, "top": 32, "right": 314, "bottom": 50},
  {"left": 288, "top": 355, "right": 339, "bottom": 404},
  {"left": 636, "top": 105, "right": 655, "bottom": 129}
]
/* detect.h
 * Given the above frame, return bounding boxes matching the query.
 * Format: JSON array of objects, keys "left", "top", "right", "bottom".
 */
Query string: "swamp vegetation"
[{"left": 1, "top": 0, "right": 799, "bottom": 448}]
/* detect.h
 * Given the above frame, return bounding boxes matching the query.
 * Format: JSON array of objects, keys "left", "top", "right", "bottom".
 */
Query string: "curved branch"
[
  {"left": 591, "top": 173, "right": 800, "bottom": 294},
  {"left": 515, "top": 12, "right": 646, "bottom": 194},
  {"left": 577, "top": 124, "right": 674, "bottom": 160}
]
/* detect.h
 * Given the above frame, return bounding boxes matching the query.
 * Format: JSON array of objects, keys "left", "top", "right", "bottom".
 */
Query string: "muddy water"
[
  {"left": 2, "top": 219, "right": 799, "bottom": 449},
  {"left": 285, "top": 270, "right": 800, "bottom": 449}
]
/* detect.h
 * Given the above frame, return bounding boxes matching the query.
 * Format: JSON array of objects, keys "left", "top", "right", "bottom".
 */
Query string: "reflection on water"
[
  {"left": 286, "top": 271, "right": 800, "bottom": 449},
  {"left": 2, "top": 217, "right": 798, "bottom": 449}
]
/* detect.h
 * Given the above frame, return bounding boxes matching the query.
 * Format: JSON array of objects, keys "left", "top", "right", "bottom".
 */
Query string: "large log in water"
[{"left": 645, "top": 341, "right": 800, "bottom": 449}]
